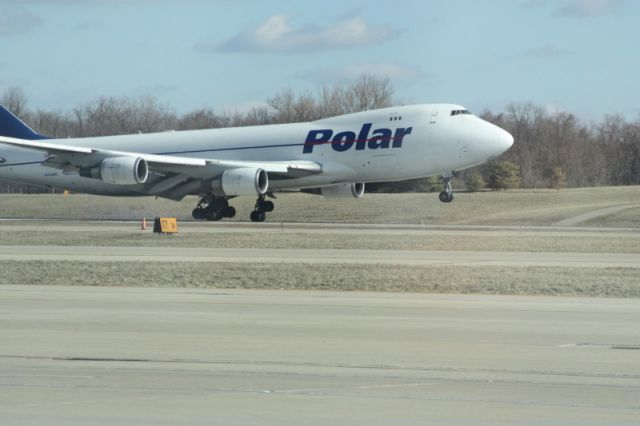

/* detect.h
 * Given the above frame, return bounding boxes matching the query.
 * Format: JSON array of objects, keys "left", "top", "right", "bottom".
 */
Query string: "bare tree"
[
  {"left": 177, "top": 108, "right": 230, "bottom": 130},
  {"left": 74, "top": 96, "right": 177, "bottom": 136},
  {"left": 348, "top": 74, "right": 394, "bottom": 112},
  {"left": 267, "top": 74, "right": 395, "bottom": 124},
  {"left": 1, "top": 87, "right": 28, "bottom": 118},
  {"left": 268, "top": 87, "right": 299, "bottom": 123}
]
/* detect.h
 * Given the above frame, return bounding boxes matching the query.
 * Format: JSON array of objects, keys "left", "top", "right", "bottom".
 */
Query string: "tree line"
[{"left": 1, "top": 75, "right": 638, "bottom": 194}]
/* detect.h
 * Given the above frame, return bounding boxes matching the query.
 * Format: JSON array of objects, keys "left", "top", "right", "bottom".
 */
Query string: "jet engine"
[
  {"left": 303, "top": 183, "right": 365, "bottom": 198},
  {"left": 211, "top": 167, "right": 268, "bottom": 196},
  {"left": 80, "top": 156, "right": 149, "bottom": 185}
]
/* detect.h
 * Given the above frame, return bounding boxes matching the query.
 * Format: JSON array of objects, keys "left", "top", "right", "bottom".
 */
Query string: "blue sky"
[{"left": 0, "top": 0, "right": 638, "bottom": 121}]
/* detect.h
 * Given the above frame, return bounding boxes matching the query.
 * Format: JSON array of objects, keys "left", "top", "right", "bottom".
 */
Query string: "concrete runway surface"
[
  {"left": 2, "top": 219, "right": 640, "bottom": 237},
  {"left": 1, "top": 285, "right": 639, "bottom": 425},
  {"left": 1, "top": 245, "right": 639, "bottom": 267}
]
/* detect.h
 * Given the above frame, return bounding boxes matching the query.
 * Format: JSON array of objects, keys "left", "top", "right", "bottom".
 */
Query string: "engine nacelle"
[
  {"left": 304, "top": 183, "right": 365, "bottom": 198},
  {"left": 211, "top": 167, "right": 268, "bottom": 196},
  {"left": 80, "top": 156, "right": 149, "bottom": 185}
]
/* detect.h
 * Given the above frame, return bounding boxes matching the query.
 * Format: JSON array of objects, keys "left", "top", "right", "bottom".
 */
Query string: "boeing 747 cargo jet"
[{"left": 0, "top": 104, "right": 513, "bottom": 222}]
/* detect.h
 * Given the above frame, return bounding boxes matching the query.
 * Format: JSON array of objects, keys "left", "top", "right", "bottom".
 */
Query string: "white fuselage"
[{"left": 0, "top": 104, "right": 513, "bottom": 196}]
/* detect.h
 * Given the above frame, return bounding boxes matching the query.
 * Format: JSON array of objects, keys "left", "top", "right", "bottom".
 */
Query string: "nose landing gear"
[{"left": 439, "top": 174, "right": 455, "bottom": 203}]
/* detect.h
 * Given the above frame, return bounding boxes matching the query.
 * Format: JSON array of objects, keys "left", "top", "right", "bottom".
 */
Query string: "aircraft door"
[{"left": 429, "top": 111, "right": 438, "bottom": 124}]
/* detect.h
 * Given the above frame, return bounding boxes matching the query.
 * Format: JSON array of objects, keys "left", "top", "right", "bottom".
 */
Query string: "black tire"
[
  {"left": 261, "top": 200, "right": 274, "bottom": 212},
  {"left": 250, "top": 210, "right": 266, "bottom": 222},
  {"left": 439, "top": 191, "right": 454, "bottom": 203},
  {"left": 206, "top": 209, "right": 224, "bottom": 221},
  {"left": 223, "top": 206, "right": 236, "bottom": 218},
  {"left": 192, "top": 208, "right": 205, "bottom": 220}
]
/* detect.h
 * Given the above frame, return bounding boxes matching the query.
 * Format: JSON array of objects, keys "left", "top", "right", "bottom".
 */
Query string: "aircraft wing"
[{"left": 0, "top": 135, "right": 322, "bottom": 199}]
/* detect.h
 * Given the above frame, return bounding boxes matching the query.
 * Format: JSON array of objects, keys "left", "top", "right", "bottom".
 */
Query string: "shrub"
[
  {"left": 464, "top": 170, "right": 486, "bottom": 192},
  {"left": 485, "top": 161, "right": 521, "bottom": 190}
]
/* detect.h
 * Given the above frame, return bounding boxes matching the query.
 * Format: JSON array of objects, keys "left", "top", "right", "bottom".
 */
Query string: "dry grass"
[
  {"left": 582, "top": 206, "right": 640, "bottom": 228},
  {"left": 1, "top": 186, "right": 639, "bottom": 226},
  {"left": 1, "top": 261, "right": 638, "bottom": 298}
]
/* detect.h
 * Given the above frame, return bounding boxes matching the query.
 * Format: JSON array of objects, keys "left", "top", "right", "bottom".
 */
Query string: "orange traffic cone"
[{"left": 141, "top": 217, "right": 147, "bottom": 230}]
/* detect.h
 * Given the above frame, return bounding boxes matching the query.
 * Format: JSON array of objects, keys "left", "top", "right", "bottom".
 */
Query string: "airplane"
[{"left": 0, "top": 104, "right": 513, "bottom": 222}]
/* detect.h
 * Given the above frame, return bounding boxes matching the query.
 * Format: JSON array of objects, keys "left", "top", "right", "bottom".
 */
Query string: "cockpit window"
[{"left": 451, "top": 109, "right": 471, "bottom": 116}]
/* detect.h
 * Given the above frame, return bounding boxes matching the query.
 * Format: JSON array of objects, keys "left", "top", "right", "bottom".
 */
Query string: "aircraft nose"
[
  {"left": 498, "top": 128, "right": 514, "bottom": 151},
  {"left": 456, "top": 116, "right": 514, "bottom": 166},
  {"left": 484, "top": 122, "right": 513, "bottom": 157}
]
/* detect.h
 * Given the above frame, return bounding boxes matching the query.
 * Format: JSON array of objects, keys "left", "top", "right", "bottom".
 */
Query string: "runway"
[
  {"left": 1, "top": 285, "right": 639, "bottom": 425},
  {"left": 2, "top": 219, "right": 640, "bottom": 237},
  {"left": 1, "top": 244, "right": 639, "bottom": 267}
]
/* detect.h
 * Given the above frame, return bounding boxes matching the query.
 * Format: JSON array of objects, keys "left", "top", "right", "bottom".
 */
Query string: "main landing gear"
[
  {"left": 192, "top": 194, "right": 275, "bottom": 222},
  {"left": 250, "top": 194, "right": 274, "bottom": 222},
  {"left": 192, "top": 196, "right": 236, "bottom": 221},
  {"left": 438, "top": 174, "right": 454, "bottom": 203}
]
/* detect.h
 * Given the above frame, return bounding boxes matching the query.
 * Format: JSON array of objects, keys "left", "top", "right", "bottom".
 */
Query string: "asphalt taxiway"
[{"left": 1, "top": 285, "right": 639, "bottom": 425}]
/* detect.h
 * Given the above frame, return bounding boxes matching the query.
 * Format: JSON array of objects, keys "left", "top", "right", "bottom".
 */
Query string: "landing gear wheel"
[
  {"left": 206, "top": 208, "right": 224, "bottom": 221},
  {"left": 251, "top": 194, "right": 274, "bottom": 222},
  {"left": 250, "top": 210, "right": 266, "bottom": 222},
  {"left": 439, "top": 174, "right": 455, "bottom": 203},
  {"left": 193, "top": 195, "right": 237, "bottom": 222},
  {"left": 192, "top": 208, "right": 205, "bottom": 220},
  {"left": 439, "top": 191, "right": 454, "bottom": 203}
]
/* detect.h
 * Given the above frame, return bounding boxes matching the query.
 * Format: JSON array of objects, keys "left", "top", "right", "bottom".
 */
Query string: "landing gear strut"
[
  {"left": 250, "top": 194, "right": 274, "bottom": 222},
  {"left": 439, "top": 174, "right": 454, "bottom": 203},
  {"left": 192, "top": 195, "right": 236, "bottom": 221}
]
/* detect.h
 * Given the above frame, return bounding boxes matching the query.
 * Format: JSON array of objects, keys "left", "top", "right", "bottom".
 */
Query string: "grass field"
[
  {"left": 1, "top": 261, "right": 637, "bottom": 298},
  {"left": 1, "top": 186, "right": 639, "bottom": 226},
  {"left": 1, "top": 187, "right": 638, "bottom": 297},
  {"left": 0, "top": 227, "right": 638, "bottom": 253}
]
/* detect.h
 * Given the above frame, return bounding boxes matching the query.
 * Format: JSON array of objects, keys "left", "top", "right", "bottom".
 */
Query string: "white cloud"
[
  {"left": 0, "top": 5, "right": 43, "bottom": 36},
  {"left": 301, "top": 63, "right": 430, "bottom": 84},
  {"left": 209, "top": 14, "right": 399, "bottom": 53},
  {"left": 555, "top": 0, "right": 624, "bottom": 17}
]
